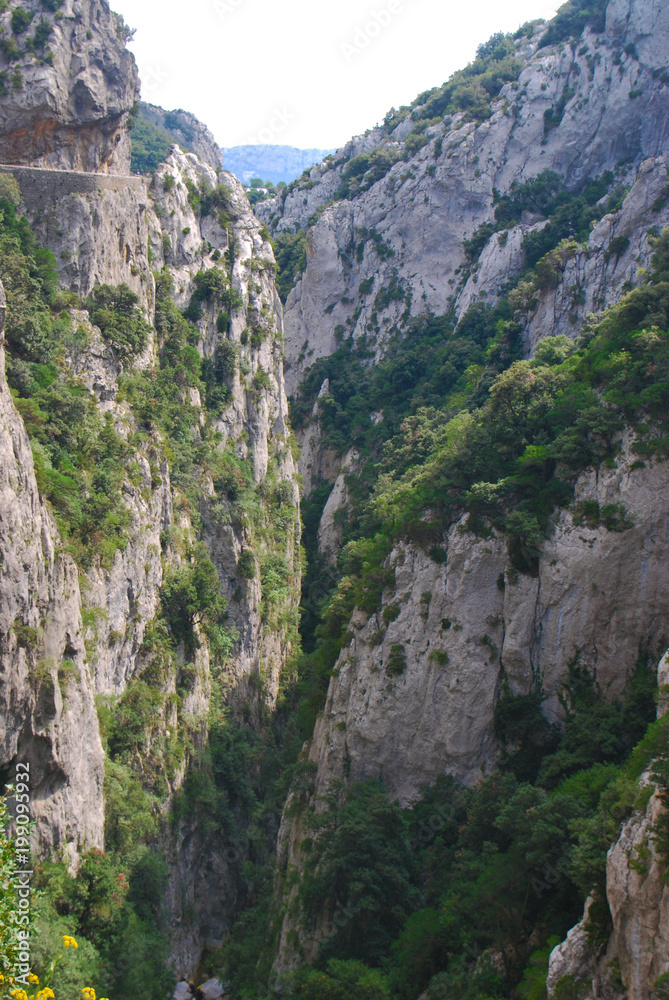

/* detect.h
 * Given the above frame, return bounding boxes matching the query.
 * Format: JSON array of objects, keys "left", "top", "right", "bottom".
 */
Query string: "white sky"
[{"left": 111, "top": 0, "right": 563, "bottom": 150}]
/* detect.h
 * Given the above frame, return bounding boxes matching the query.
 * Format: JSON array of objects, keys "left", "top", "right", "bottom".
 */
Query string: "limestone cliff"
[
  {"left": 0, "top": 0, "right": 138, "bottom": 173},
  {"left": 259, "top": 0, "right": 669, "bottom": 397},
  {"left": 0, "top": 0, "right": 299, "bottom": 976},
  {"left": 547, "top": 658, "right": 669, "bottom": 1000},
  {"left": 140, "top": 103, "right": 223, "bottom": 173},
  {"left": 0, "top": 278, "right": 105, "bottom": 869},
  {"left": 264, "top": 0, "right": 669, "bottom": 976}
]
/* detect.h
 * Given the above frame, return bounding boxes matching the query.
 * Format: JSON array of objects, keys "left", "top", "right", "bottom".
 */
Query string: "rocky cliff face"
[
  {"left": 0, "top": 0, "right": 138, "bottom": 173},
  {"left": 259, "top": 0, "right": 669, "bottom": 397},
  {"left": 0, "top": 278, "right": 105, "bottom": 869},
  {"left": 140, "top": 103, "right": 223, "bottom": 173},
  {"left": 272, "top": 442, "right": 669, "bottom": 972},
  {"left": 262, "top": 0, "right": 669, "bottom": 977},
  {"left": 547, "top": 661, "right": 669, "bottom": 1000},
  {"left": 0, "top": 0, "right": 300, "bottom": 976}
]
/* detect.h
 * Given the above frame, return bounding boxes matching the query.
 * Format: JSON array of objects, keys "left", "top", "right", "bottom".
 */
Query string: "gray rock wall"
[
  {"left": 258, "top": 0, "right": 669, "bottom": 397},
  {"left": 0, "top": 0, "right": 139, "bottom": 173}
]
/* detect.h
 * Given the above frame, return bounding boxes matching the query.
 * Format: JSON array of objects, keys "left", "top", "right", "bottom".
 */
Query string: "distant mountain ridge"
[{"left": 221, "top": 144, "right": 335, "bottom": 185}]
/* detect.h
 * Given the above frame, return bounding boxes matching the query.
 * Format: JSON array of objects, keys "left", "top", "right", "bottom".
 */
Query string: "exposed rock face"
[
  {"left": 140, "top": 103, "right": 223, "bottom": 172},
  {"left": 0, "top": 165, "right": 155, "bottom": 309},
  {"left": 301, "top": 446, "right": 669, "bottom": 804},
  {"left": 258, "top": 0, "right": 669, "bottom": 396},
  {"left": 273, "top": 448, "right": 669, "bottom": 972},
  {"left": 606, "top": 789, "right": 669, "bottom": 999},
  {"left": 145, "top": 145, "right": 300, "bottom": 708},
  {"left": 0, "top": 6, "right": 299, "bottom": 975},
  {"left": 0, "top": 0, "right": 139, "bottom": 173},
  {"left": 0, "top": 279, "right": 105, "bottom": 868}
]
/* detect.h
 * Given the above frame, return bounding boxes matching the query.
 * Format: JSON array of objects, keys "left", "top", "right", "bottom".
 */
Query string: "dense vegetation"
[
  {"left": 539, "top": 0, "right": 608, "bottom": 49},
  {"left": 0, "top": 173, "right": 298, "bottom": 1000},
  {"left": 214, "top": 217, "right": 669, "bottom": 998},
  {"left": 217, "top": 659, "right": 666, "bottom": 1000},
  {"left": 129, "top": 108, "right": 174, "bottom": 173}
]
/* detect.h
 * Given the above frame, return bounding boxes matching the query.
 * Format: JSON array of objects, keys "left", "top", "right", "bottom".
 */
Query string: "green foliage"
[
  {"left": 413, "top": 32, "right": 522, "bottom": 124},
  {"left": 0, "top": 202, "right": 138, "bottom": 565},
  {"left": 185, "top": 267, "right": 240, "bottom": 323},
  {"left": 0, "top": 174, "right": 21, "bottom": 208},
  {"left": 518, "top": 937, "right": 561, "bottom": 1000},
  {"left": 160, "top": 544, "right": 228, "bottom": 655},
  {"left": 290, "top": 959, "right": 391, "bottom": 1000},
  {"left": 0, "top": 794, "right": 25, "bottom": 979},
  {"left": 539, "top": 0, "right": 608, "bottom": 48},
  {"left": 299, "top": 780, "right": 420, "bottom": 966},
  {"left": 129, "top": 112, "right": 173, "bottom": 173},
  {"left": 11, "top": 6, "right": 33, "bottom": 33},
  {"left": 271, "top": 229, "right": 308, "bottom": 303},
  {"left": 33, "top": 846, "right": 172, "bottom": 1000},
  {"left": 386, "top": 643, "right": 408, "bottom": 676},
  {"left": 86, "top": 284, "right": 151, "bottom": 361}
]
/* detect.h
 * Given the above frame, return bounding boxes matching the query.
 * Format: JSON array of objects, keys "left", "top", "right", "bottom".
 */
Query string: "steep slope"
[
  {"left": 139, "top": 103, "right": 223, "bottom": 172},
  {"left": 0, "top": 0, "right": 300, "bottom": 982},
  {"left": 248, "top": 0, "right": 669, "bottom": 988},
  {"left": 0, "top": 277, "right": 105, "bottom": 868},
  {"left": 0, "top": 0, "right": 138, "bottom": 172},
  {"left": 260, "top": 0, "right": 669, "bottom": 395}
]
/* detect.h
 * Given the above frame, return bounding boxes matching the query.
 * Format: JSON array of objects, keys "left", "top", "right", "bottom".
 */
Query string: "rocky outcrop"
[
  {"left": 0, "top": 278, "right": 105, "bottom": 868},
  {"left": 258, "top": 0, "right": 669, "bottom": 396},
  {"left": 272, "top": 446, "right": 669, "bottom": 971},
  {"left": 605, "top": 789, "right": 669, "bottom": 999},
  {"left": 140, "top": 103, "right": 223, "bottom": 172},
  {"left": 145, "top": 146, "right": 300, "bottom": 707},
  {"left": 0, "top": 4, "right": 299, "bottom": 974},
  {"left": 297, "top": 445, "right": 669, "bottom": 805},
  {"left": 0, "top": 165, "right": 155, "bottom": 309},
  {"left": 547, "top": 779, "right": 669, "bottom": 1000},
  {"left": 0, "top": 0, "right": 138, "bottom": 173}
]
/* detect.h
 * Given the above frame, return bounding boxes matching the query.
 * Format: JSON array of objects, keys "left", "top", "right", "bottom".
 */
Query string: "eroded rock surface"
[
  {"left": 0, "top": 0, "right": 139, "bottom": 172},
  {"left": 258, "top": 0, "right": 669, "bottom": 396}
]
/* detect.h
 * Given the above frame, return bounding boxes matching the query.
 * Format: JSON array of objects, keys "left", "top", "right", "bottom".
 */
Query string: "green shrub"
[
  {"left": 539, "top": 0, "right": 607, "bottom": 48},
  {"left": 11, "top": 6, "right": 33, "bottom": 33},
  {"left": 386, "top": 644, "right": 407, "bottom": 676},
  {"left": 86, "top": 284, "right": 151, "bottom": 361},
  {"left": 130, "top": 113, "right": 173, "bottom": 173},
  {"left": 160, "top": 546, "right": 228, "bottom": 655}
]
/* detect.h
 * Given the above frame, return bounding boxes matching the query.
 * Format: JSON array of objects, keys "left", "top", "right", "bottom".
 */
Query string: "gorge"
[{"left": 0, "top": 1, "right": 669, "bottom": 999}]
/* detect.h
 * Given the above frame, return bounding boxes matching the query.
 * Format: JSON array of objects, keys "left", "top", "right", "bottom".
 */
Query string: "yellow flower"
[
  {"left": 37, "top": 991, "right": 55, "bottom": 1000},
  {"left": 62, "top": 936, "right": 78, "bottom": 949},
  {"left": 81, "top": 989, "right": 96, "bottom": 1000},
  {"left": 27, "top": 975, "right": 39, "bottom": 986},
  {"left": 10, "top": 989, "right": 28, "bottom": 1000}
]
